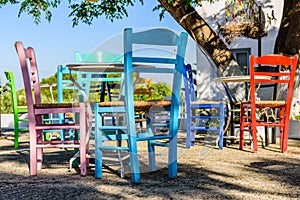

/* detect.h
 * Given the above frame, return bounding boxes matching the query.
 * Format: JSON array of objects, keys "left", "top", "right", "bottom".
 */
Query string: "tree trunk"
[
  {"left": 158, "top": 0, "right": 245, "bottom": 101},
  {"left": 274, "top": 0, "right": 300, "bottom": 100},
  {"left": 274, "top": 0, "right": 300, "bottom": 56}
]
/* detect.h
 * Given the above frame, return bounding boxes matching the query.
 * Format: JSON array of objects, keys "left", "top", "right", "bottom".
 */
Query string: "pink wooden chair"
[{"left": 15, "top": 41, "right": 89, "bottom": 176}]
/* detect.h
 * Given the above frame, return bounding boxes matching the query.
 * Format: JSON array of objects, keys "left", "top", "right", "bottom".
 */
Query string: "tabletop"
[
  {"left": 214, "top": 75, "right": 271, "bottom": 83},
  {"left": 66, "top": 62, "right": 155, "bottom": 72}
]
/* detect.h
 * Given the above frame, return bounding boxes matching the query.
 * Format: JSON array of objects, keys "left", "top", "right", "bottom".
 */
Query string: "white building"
[{"left": 194, "top": 0, "right": 283, "bottom": 101}]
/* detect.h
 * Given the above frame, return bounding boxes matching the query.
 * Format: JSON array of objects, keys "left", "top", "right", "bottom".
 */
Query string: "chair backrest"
[
  {"left": 123, "top": 28, "right": 188, "bottom": 133},
  {"left": 183, "top": 64, "right": 197, "bottom": 103},
  {"left": 15, "top": 42, "right": 42, "bottom": 114},
  {"left": 57, "top": 51, "right": 124, "bottom": 103},
  {"left": 4, "top": 71, "right": 26, "bottom": 113},
  {"left": 74, "top": 51, "right": 124, "bottom": 102},
  {"left": 74, "top": 51, "right": 123, "bottom": 63},
  {"left": 57, "top": 65, "right": 80, "bottom": 103},
  {"left": 249, "top": 54, "right": 299, "bottom": 115}
]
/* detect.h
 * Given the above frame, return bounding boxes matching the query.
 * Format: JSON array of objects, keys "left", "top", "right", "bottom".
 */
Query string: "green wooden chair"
[
  {"left": 5, "top": 71, "right": 29, "bottom": 149},
  {"left": 5, "top": 71, "right": 61, "bottom": 149}
]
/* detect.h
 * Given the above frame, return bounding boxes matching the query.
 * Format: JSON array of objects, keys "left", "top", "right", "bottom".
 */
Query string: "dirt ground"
[{"left": 0, "top": 130, "right": 299, "bottom": 200}]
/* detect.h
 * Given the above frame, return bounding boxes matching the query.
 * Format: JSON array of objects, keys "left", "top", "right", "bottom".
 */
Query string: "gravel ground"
[{"left": 0, "top": 130, "right": 299, "bottom": 200}]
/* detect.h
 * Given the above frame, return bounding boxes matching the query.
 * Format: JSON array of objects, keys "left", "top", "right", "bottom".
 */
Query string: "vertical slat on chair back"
[
  {"left": 57, "top": 65, "right": 79, "bottom": 103},
  {"left": 5, "top": 72, "right": 20, "bottom": 112},
  {"left": 74, "top": 51, "right": 123, "bottom": 63},
  {"left": 183, "top": 64, "right": 197, "bottom": 102},
  {"left": 74, "top": 51, "right": 124, "bottom": 102},
  {"left": 27, "top": 47, "right": 42, "bottom": 105},
  {"left": 124, "top": 28, "right": 188, "bottom": 136}
]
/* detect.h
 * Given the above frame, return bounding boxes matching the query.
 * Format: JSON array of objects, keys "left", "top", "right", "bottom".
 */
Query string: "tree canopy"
[
  {"left": 1, "top": 0, "right": 297, "bottom": 101},
  {"left": 0, "top": 0, "right": 214, "bottom": 27}
]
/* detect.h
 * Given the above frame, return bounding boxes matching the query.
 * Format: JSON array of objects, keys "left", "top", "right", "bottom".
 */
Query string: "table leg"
[{"left": 264, "top": 115, "right": 269, "bottom": 147}]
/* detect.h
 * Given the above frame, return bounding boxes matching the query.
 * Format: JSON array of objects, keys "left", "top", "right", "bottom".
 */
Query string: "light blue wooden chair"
[
  {"left": 94, "top": 28, "right": 188, "bottom": 183},
  {"left": 57, "top": 65, "right": 79, "bottom": 141},
  {"left": 57, "top": 52, "right": 124, "bottom": 139},
  {"left": 183, "top": 64, "right": 227, "bottom": 150},
  {"left": 74, "top": 51, "right": 124, "bottom": 103}
]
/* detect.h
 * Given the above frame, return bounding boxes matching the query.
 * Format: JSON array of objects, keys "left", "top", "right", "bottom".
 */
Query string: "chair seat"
[
  {"left": 242, "top": 100, "right": 286, "bottom": 108},
  {"left": 17, "top": 105, "right": 28, "bottom": 110},
  {"left": 191, "top": 101, "right": 222, "bottom": 105},
  {"left": 98, "top": 100, "right": 171, "bottom": 111},
  {"left": 34, "top": 103, "right": 80, "bottom": 108}
]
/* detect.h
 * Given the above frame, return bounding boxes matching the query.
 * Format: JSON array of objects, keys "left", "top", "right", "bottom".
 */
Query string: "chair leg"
[
  {"left": 36, "top": 130, "right": 43, "bottom": 171},
  {"left": 190, "top": 123, "right": 196, "bottom": 147},
  {"left": 94, "top": 147, "right": 103, "bottom": 178},
  {"left": 282, "top": 130, "right": 288, "bottom": 153},
  {"left": 14, "top": 114, "right": 19, "bottom": 149},
  {"left": 148, "top": 140, "right": 156, "bottom": 171},
  {"left": 95, "top": 106, "right": 105, "bottom": 179},
  {"left": 218, "top": 129, "right": 224, "bottom": 150},
  {"left": 30, "top": 127, "right": 37, "bottom": 176},
  {"left": 95, "top": 124, "right": 103, "bottom": 178},
  {"left": 168, "top": 136, "right": 177, "bottom": 179},
  {"left": 239, "top": 105, "right": 245, "bottom": 150},
  {"left": 80, "top": 103, "right": 87, "bottom": 176},
  {"left": 186, "top": 111, "right": 191, "bottom": 148},
  {"left": 128, "top": 134, "right": 140, "bottom": 183},
  {"left": 218, "top": 102, "right": 225, "bottom": 150},
  {"left": 37, "top": 147, "right": 43, "bottom": 171},
  {"left": 252, "top": 126, "right": 258, "bottom": 153},
  {"left": 280, "top": 108, "right": 288, "bottom": 153}
]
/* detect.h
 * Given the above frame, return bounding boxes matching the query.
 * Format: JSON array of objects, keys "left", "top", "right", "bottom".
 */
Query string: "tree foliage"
[
  {"left": 0, "top": 0, "right": 215, "bottom": 27},
  {"left": 151, "top": 82, "right": 172, "bottom": 100},
  {"left": 0, "top": 0, "right": 146, "bottom": 27},
  {"left": 0, "top": 82, "right": 13, "bottom": 113},
  {"left": 1, "top": 0, "right": 295, "bottom": 101}
]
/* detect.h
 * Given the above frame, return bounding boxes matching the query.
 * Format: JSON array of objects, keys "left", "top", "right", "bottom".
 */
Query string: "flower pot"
[{"left": 288, "top": 120, "right": 300, "bottom": 139}]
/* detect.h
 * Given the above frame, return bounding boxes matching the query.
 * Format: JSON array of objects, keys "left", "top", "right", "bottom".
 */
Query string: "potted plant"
[{"left": 289, "top": 99, "right": 300, "bottom": 139}]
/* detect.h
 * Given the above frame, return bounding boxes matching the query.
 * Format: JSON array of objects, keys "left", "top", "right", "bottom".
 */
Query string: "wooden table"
[
  {"left": 66, "top": 62, "right": 154, "bottom": 101},
  {"left": 66, "top": 62, "right": 154, "bottom": 72},
  {"left": 214, "top": 75, "right": 271, "bottom": 83},
  {"left": 215, "top": 75, "right": 274, "bottom": 146}
]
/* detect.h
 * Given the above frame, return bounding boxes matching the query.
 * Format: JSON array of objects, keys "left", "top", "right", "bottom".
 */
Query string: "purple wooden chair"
[{"left": 15, "top": 41, "right": 89, "bottom": 176}]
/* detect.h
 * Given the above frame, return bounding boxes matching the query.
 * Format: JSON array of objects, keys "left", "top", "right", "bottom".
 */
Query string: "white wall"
[{"left": 195, "top": 0, "right": 283, "bottom": 100}]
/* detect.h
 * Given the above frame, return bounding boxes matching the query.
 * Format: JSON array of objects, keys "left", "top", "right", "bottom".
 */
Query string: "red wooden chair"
[
  {"left": 239, "top": 54, "right": 298, "bottom": 153},
  {"left": 15, "top": 41, "right": 89, "bottom": 176}
]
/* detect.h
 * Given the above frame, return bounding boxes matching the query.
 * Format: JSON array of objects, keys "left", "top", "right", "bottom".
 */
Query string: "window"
[{"left": 231, "top": 48, "right": 251, "bottom": 74}]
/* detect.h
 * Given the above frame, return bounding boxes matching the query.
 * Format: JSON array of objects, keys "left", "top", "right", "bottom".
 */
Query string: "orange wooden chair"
[
  {"left": 15, "top": 41, "right": 89, "bottom": 176},
  {"left": 239, "top": 54, "right": 298, "bottom": 153}
]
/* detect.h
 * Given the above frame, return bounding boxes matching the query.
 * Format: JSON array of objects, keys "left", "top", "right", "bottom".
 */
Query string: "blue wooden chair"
[
  {"left": 94, "top": 28, "right": 188, "bottom": 183},
  {"left": 183, "top": 64, "right": 227, "bottom": 150}
]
